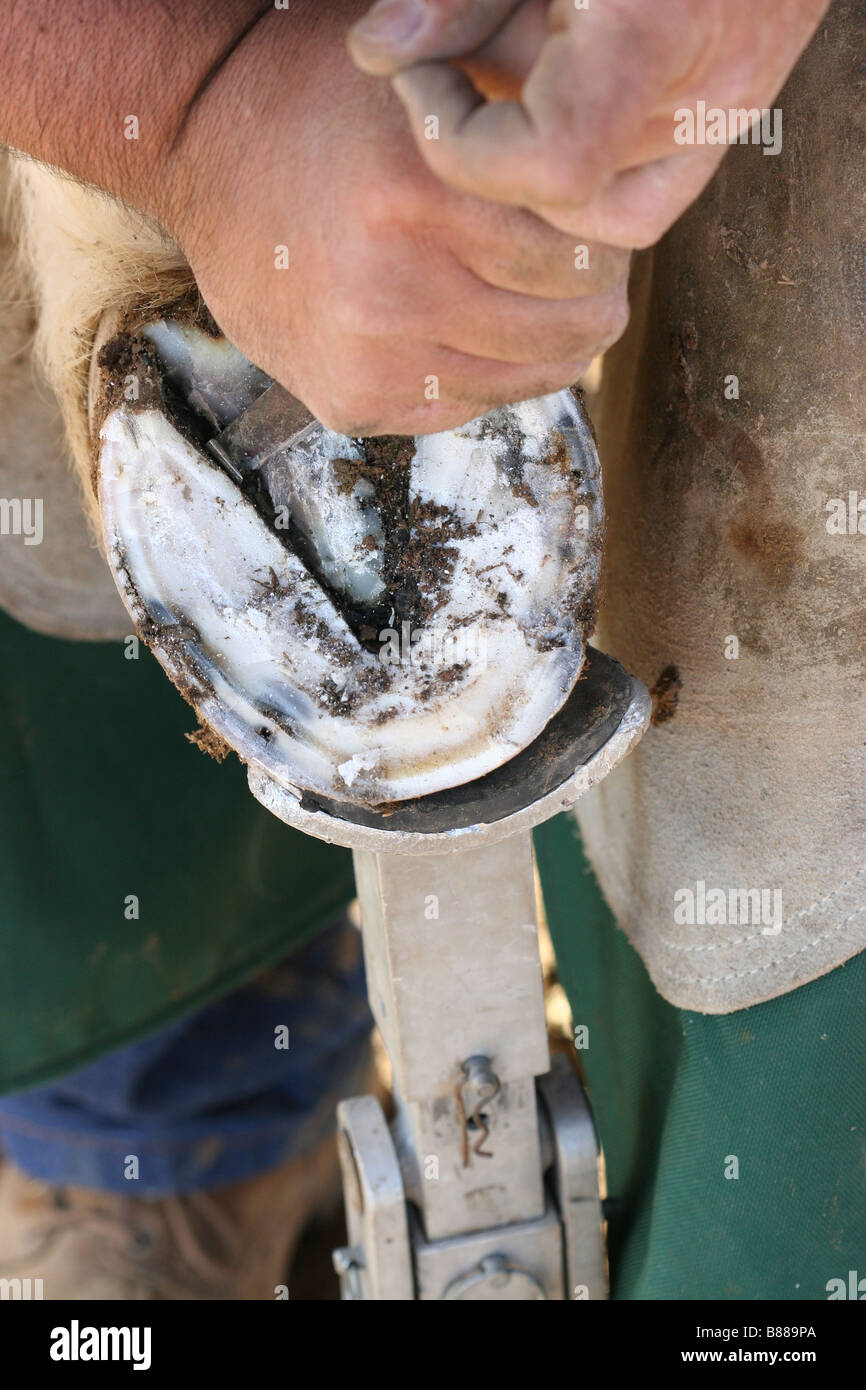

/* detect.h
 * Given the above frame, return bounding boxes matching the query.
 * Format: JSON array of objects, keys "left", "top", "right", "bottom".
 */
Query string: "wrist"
[{"left": 162, "top": 1, "right": 371, "bottom": 263}]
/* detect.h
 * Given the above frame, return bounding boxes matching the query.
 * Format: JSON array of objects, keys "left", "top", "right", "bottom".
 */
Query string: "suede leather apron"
[{"left": 571, "top": 0, "right": 866, "bottom": 1012}]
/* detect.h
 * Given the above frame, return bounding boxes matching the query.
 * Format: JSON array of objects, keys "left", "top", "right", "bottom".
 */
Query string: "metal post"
[
  {"left": 249, "top": 649, "right": 651, "bottom": 1300},
  {"left": 353, "top": 836, "right": 549, "bottom": 1240}
]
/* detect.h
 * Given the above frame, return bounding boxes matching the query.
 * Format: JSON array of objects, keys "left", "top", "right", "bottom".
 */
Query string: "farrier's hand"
[
  {"left": 348, "top": 0, "right": 831, "bottom": 247},
  {"left": 164, "top": 1, "right": 630, "bottom": 436}
]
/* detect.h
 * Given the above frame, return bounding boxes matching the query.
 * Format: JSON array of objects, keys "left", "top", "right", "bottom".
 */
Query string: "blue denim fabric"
[{"left": 0, "top": 918, "right": 371, "bottom": 1196}]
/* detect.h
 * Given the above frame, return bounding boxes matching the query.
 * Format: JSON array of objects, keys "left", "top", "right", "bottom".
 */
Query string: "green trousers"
[
  {"left": 0, "top": 606, "right": 356, "bottom": 1093},
  {"left": 536, "top": 814, "right": 866, "bottom": 1301}
]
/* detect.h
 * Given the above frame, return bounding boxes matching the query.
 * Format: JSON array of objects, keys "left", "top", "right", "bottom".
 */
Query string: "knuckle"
[
  {"left": 552, "top": 361, "right": 592, "bottom": 391},
  {"left": 550, "top": 289, "right": 629, "bottom": 359},
  {"left": 538, "top": 141, "right": 598, "bottom": 208},
  {"left": 630, "top": 218, "right": 669, "bottom": 251},
  {"left": 615, "top": 200, "right": 677, "bottom": 251},
  {"left": 531, "top": 360, "right": 592, "bottom": 397},
  {"left": 314, "top": 387, "right": 381, "bottom": 439},
  {"left": 354, "top": 177, "right": 400, "bottom": 228},
  {"left": 329, "top": 289, "right": 402, "bottom": 343},
  {"left": 329, "top": 295, "right": 368, "bottom": 338},
  {"left": 597, "top": 287, "right": 631, "bottom": 345}
]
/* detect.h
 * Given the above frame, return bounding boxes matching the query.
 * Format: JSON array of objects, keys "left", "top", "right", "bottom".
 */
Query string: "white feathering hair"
[{"left": 7, "top": 151, "right": 194, "bottom": 531}]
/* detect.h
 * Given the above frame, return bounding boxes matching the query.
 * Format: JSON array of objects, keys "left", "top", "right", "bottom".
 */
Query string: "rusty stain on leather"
[
  {"left": 649, "top": 666, "right": 683, "bottom": 727},
  {"left": 729, "top": 517, "right": 805, "bottom": 587}
]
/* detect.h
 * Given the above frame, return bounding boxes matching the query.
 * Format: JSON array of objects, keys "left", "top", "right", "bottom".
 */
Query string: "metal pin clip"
[{"left": 455, "top": 1055, "right": 501, "bottom": 1167}]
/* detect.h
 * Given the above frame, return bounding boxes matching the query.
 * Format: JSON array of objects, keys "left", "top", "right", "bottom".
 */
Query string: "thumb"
[{"left": 348, "top": 0, "right": 524, "bottom": 77}]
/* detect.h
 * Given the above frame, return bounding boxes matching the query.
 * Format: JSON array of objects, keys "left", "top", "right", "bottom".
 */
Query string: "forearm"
[{"left": 0, "top": 1, "right": 274, "bottom": 220}]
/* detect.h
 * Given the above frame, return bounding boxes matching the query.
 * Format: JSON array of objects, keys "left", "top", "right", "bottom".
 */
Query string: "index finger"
[{"left": 391, "top": 27, "right": 660, "bottom": 213}]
